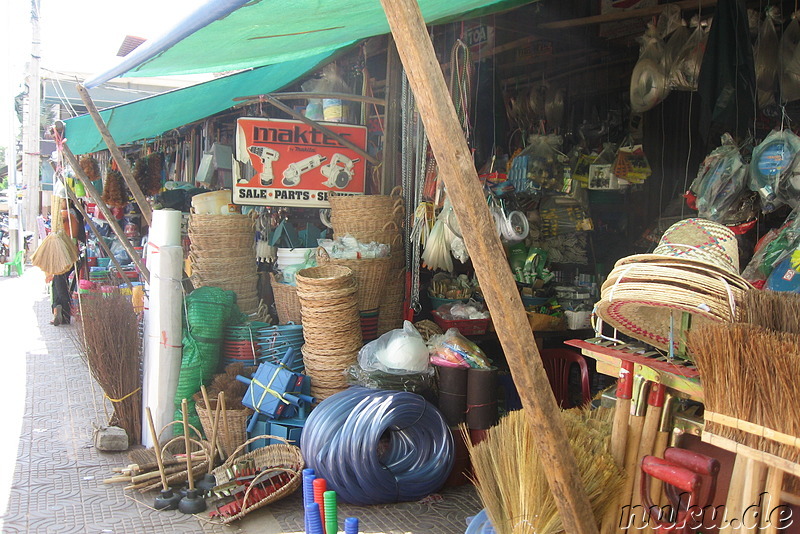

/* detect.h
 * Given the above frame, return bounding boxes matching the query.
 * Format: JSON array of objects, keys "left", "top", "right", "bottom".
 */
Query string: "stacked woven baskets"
[
  {"left": 295, "top": 265, "right": 362, "bottom": 401},
  {"left": 270, "top": 273, "right": 302, "bottom": 325},
  {"left": 188, "top": 214, "right": 260, "bottom": 315},
  {"left": 328, "top": 190, "right": 406, "bottom": 337}
]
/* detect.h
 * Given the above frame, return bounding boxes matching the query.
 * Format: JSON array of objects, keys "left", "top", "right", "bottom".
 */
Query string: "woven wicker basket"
[
  {"left": 270, "top": 274, "right": 302, "bottom": 325},
  {"left": 377, "top": 268, "right": 406, "bottom": 336},
  {"left": 194, "top": 396, "right": 253, "bottom": 459},
  {"left": 209, "top": 435, "right": 303, "bottom": 524},
  {"left": 316, "top": 248, "right": 392, "bottom": 312}
]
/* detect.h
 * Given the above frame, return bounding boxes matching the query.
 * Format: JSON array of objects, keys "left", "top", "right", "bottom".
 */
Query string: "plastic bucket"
[
  {"left": 192, "top": 190, "right": 233, "bottom": 215},
  {"left": 276, "top": 248, "right": 315, "bottom": 271}
]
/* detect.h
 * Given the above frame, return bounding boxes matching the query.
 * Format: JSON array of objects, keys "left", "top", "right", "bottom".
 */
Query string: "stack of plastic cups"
[
  {"left": 305, "top": 502, "right": 325, "bottom": 534},
  {"left": 313, "top": 478, "right": 327, "bottom": 529},
  {"left": 345, "top": 517, "right": 359, "bottom": 534},
  {"left": 303, "top": 468, "right": 316, "bottom": 534},
  {"left": 324, "top": 491, "right": 337, "bottom": 534}
]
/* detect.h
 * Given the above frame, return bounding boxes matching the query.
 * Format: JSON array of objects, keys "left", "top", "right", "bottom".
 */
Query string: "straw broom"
[
  {"left": 74, "top": 291, "right": 143, "bottom": 444},
  {"left": 31, "top": 230, "right": 79, "bottom": 276},
  {"left": 739, "top": 290, "right": 800, "bottom": 334},
  {"left": 465, "top": 406, "right": 623, "bottom": 534},
  {"left": 690, "top": 324, "right": 800, "bottom": 464}
]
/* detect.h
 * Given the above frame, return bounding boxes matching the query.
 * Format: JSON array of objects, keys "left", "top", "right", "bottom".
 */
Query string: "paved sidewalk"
[{"left": 0, "top": 268, "right": 481, "bottom": 534}]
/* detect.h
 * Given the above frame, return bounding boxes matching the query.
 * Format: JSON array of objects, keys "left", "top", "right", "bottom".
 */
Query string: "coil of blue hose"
[{"left": 300, "top": 387, "right": 454, "bottom": 505}]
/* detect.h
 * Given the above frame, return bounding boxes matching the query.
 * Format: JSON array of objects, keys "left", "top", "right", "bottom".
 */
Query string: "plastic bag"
[
  {"left": 781, "top": 13, "right": 800, "bottom": 103},
  {"left": 436, "top": 301, "right": 490, "bottom": 320},
  {"left": 755, "top": 8, "right": 780, "bottom": 108},
  {"left": 663, "top": 22, "right": 690, "bottom": 75},
  {"left": 613, "top": 141, "right": 652, "bottom": 184},
  {"left": 750, "top": 130, "right": 800, "bottom": 212},
  {"left": 302, "top": 63, "right": 351, "bottom": 123},
  {"left": 669, "top": 18, "right": 708, "bottom": 91},
  {"left": 346, "top": 364, "right": 435, "bottom": 393},
  {"left": 523, "top": 134, "right": 570, "bottom": 192},
  {"left": 428, "top": 328, "right": 492, "bottom": 369},
  {"left": 690, "top": 135, "right": 748, "bottom": 222},
  {"left": 358, "top": 320, "right": 429, "bottom": 373},
  {"left": 630, "top": 24, "right": 670, "bottom": 112}
]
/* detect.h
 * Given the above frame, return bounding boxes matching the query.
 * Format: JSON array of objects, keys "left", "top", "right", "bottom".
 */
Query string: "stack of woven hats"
[
  {"left": 595, "top": 218, "right": 752, "bottom": 357},
  {"left": 188, "top": 213, "right": 260, "bottom": 315}
]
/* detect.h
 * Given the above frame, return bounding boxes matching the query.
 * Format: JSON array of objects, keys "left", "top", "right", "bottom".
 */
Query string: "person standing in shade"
[{"left": 49, "top": 199, "right": 85, "bottom": 326}]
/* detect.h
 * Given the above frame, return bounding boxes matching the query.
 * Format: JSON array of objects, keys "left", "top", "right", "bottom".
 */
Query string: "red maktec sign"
[{"left": 233, "top": 117, "right": 368, "bottom": 207}]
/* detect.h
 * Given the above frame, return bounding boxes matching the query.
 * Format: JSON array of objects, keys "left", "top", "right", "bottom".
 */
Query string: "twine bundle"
[
  {"left": 74, "top": 292, "right": 142, "bottom": 444},
  {"left": 295, "top": 265, "right": 362, "bottom": 400},
  {"left": 690, "top": 323, "right": 800, "bottom": 464},
  {"left": 188, "top": 213, "right": 259, "bottom": 314},
  {"left": 466, "top": 407, "right": 622, "bottom": 534}
]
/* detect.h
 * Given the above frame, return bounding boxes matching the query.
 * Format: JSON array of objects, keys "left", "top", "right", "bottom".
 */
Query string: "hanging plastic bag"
[
  {"left": 656, "top": 3, "right": 683, "bottom": 41},
  {"left": 572, "top": 151, "right": 598, "bottom": 187},
  {"left": 690, "top": 134, "right": 748, "bottom": 222},
  {"left": 669, "top": 17, "right": 708, "bottom": 91},
  {"left": 750, "top": 130, "right": 800, "bottom": 212},
  {"left": 776, "top": 151, "right": 800, "bottom": 208},
  {"left": 588, "top": 143, "right": 618, "bottom": 190},
  {"left": 630, "top": 24, "right": 670, "bottom": 112},
  {"left": 524, "top": 133, "right": 570, "bottom": 193},
  {"left": 755, "top": 8, "right": 780, "bottom": 108},
  {"left": 613, "top": 138, "right": 652, "bottom": 185},
  {"left": 781, "top": 12, "right": 800, "bottom": 103}
]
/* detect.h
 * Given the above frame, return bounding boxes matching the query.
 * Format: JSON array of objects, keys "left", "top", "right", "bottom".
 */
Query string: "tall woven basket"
[
  {"left": 295, "top": 265, "right": 362, "bottom": 400},
  {"left": 377, "top": 267, "right": 406, "bottom": 336},
  {"left": 269, "top": 274, "right": 302, "bottom": 325},
  {"left": 194, "top": 394, "right": 253, "bottom": 459}
]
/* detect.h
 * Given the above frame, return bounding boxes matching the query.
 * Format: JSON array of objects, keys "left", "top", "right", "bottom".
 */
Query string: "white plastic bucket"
[{"left": 276, "top": 247, "right": 315, "bottom": 271}]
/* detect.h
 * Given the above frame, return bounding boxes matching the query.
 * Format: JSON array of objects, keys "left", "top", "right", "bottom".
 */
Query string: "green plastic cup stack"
[{"left": 324, "top": 490, "right": 337, "bottom": 534}]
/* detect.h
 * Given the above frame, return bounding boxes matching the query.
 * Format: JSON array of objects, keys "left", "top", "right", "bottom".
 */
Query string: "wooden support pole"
[
  {"left": 50, "top": 162, "right": 134, "bottom": 290},
  {"left": 381, "top": 37, "right": 402, "bottom": 194},
  {"left": 257, "top": 93, "right": 380, "bottom": 166},
  {"left": 378, "top": 1, "right": 599, "bottom": 533},
  {"left": 75, "top": 84, "right": 153, "bottom": 227},
  {"left": 60, "top": 142, "right": 150, "bottom": 283}
]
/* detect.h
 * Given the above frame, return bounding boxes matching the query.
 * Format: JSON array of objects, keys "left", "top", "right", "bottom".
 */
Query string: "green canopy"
[
  {"left": 64, "top": 50, "right": 339, "bottom": 155},
  {"left": 109, "top": 0, "right": 527, "bottom": 79}
]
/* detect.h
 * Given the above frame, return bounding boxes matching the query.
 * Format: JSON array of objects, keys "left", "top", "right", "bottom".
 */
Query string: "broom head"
[{"left": 31, "top": 230, "right": 79, "bottom": 275}]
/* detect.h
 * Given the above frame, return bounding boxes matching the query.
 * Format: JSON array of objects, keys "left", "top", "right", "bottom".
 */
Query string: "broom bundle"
[
  {"left": 739, "top": 289, "right": 800, "bottom": 334},
  {"left": 75, "top": 291, "right": 142, "bottom": 444},
  {"left": 102, "top": 168, "right": 128, "bottom": 208},
  {"left": 465, "top": 407, "right": 623, "bottom": 534},
  {"left": 79, "top": 155, "right": 101, "bottom": 182},
  {"left": 133, "top": 153, "right": 164, "bottom": 196},
  {"left": 690, "top": 323, "right": 800, "bottom": 464},
  {"left": 31, "top": 230, "right": 79, "bottom": 275}
]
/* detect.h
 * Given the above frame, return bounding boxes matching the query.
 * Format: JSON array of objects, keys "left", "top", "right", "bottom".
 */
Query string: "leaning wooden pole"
[
  {"left": 59, "top": 141, "right": 150, "bottom": 283},
  {"left": 75, "top": 84, "right": 153, "bottom": 227},
  {"left": 378, "top": 1, "right": 599, "bottom": 533}
]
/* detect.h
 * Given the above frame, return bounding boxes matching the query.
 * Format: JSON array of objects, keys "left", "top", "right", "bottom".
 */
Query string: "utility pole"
[{"left": 22, "top": 0, "right": 42, "bottom": 250}]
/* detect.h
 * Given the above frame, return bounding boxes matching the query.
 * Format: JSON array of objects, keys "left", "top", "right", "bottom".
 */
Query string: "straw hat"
[{"left": 595, "top": 218, "right": 751, "bottom": 355}]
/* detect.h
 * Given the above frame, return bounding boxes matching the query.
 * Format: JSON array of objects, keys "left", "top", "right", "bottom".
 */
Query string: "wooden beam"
[
  {"left": 377, "top": 1, "right": 599, "bottom": 534},
  {"left": 232, "top": 92, "right": 386, "bottom": 106},
  {"left": 60, "top": 141, "right": 150, "bottom": 283},
  {"left": 539, "top": 0, "right": 717, "bottom": 30},
  {"left": 50, "top": 161, "right": 134, "bottom": 290},
  {"left": 256, "top": 93, "right": 380, "bottom": 166},
  {"left": 75, "top": 84, "right": 153, "bottom": 227}
]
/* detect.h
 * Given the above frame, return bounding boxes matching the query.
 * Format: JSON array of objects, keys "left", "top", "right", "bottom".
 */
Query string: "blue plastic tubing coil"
[{"left": 300, "top": 387, "right": 455, "bottom": 505}]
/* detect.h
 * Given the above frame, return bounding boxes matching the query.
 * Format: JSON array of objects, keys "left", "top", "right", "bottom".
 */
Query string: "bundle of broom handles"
[{"left": 601, "top": 362, "right": 672, "bottom": 534}]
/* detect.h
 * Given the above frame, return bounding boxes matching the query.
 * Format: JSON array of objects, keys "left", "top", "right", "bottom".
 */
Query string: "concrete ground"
[{"left": 0, "top": 267, "right": 481, "bottom": 534}]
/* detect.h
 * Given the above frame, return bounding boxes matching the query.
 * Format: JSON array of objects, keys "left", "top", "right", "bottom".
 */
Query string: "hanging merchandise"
[
  {"left": 754, "top": 7, "right": 780, "bottom": 108},
  {"left": 544, "top": 86, "right": 565, "bottom": 131},
  {"left": 777, "top": 152, "right": 800, "bottom": 209},
  {"left": 689, "top": 134, "right": 748, "bottom": 222},
  {"left": 572, "top": 151, "right": 598, "bottom": 188},
  {"left": 612, "top": 139, "right": 652, "bottom": 185},
  {"left": 538, "top": 195, "right": 593, "bottom": 238},
  {"left": 668, "top": 16, "right": 708, "bottom": 91},
  {"left": 300, "top": 387, "right": 454, "bottom": 505},
  {"left": 518, "top": 133, "right": 570, "bottom": 193},
  {"left": 781, "top": 12, "right": 800, "bottom": 103},
  {"left": 630, "top": 23, "right": 670, "bottom": 113},
  {"left": 102, "top": 168, "right": 128, "bottom": 208},
  {"left": 750, "top": 130, "right": 800, "bottom": 212},
  {"left": 422, "top": 211, "right": 454, "bottom": 273},
  {"left": 588, "top": 143, "right": 618, "bottom": 190},
  {"left": 662, "top": 18, "right": 690, "bottom": 77}
]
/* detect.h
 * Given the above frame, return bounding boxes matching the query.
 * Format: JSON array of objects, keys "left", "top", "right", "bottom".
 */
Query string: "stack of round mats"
[{"left": 221, "top": 321, "right": 270, "bottom": 367}]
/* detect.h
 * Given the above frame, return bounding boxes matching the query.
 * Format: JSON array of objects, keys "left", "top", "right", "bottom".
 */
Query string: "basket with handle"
[
  {"left": 194, "top": 393, "right": 254, "bottom": 460},
  {"left": 209, "top": 434, "right": 304, "bottom": 523},
  {"left": 269, "top": 273, "right": 302, "bottom": 325}
]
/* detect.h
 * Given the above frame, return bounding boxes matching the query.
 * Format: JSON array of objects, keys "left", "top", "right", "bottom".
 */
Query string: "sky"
[{"left": 0, "top": 0, "right": 201, "bottom": 152}]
